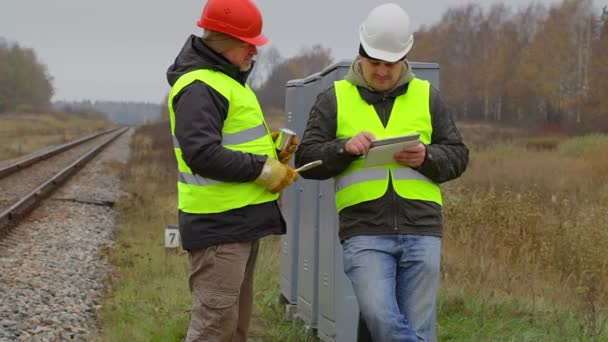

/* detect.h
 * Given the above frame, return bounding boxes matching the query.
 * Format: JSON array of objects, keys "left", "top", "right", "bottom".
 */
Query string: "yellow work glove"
[
  {"left": 271, "top": 131, "right": 299, "bottom": 164},
  {"left": 255, "top": 157, "right": 299, "bottom": 193}
]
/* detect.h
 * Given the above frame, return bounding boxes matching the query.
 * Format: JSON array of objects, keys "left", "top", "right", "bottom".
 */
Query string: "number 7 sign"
[{"left": 165, "top": 225, "right": 180, "bottom": 249}]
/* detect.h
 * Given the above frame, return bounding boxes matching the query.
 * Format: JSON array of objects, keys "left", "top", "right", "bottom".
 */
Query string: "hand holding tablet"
[{"left": 364, "top": 133, "right": 421, "bottom": 167}]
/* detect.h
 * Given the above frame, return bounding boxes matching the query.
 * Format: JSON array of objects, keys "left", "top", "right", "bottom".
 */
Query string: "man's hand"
[
  {"left": 271, "top": 131, "right": 299, "bottom": 164},
  {"left": 394, "top": 143, "right": 426, "bottom": 168},
  {"left": 255, "top": 157, "right": 299, "bottom": 193},
  {"left": 345, "top": 132, "right": 376, "bottom": 155}
]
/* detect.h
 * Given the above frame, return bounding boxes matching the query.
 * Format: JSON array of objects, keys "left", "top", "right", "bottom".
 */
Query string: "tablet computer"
[
  {"left": 369, "top": 133, "right": 420, "bottom": 148},
  {"left": 364, "top": 133, "right": 421, "bottom": 167}
]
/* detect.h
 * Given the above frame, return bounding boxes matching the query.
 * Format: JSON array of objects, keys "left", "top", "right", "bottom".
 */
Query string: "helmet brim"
[
  {"left": 197, "top": 20, "right": 269, "bottom": 46},
  {"left": 234, "top": 33, "right": 268, "bottom": 46},
  {"left": 359, "top": 30, "right": 413, "bottom": 63}
]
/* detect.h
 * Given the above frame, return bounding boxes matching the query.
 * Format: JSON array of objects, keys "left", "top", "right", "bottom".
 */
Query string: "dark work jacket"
[
  {"left": 295, "top": 80, "right": 469, "bottom": 241},
  {"left": 166, "top": 35, "right": 286, "bottom": 250}
]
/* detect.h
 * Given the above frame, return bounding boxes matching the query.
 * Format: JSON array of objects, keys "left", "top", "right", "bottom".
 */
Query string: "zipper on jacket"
[
  {"left": 376, "top": 97, "right": 398, "bottom": 231},
  {"left": 382, "top": 98, "right": 398, "bottom": 231},
  {"left": 380, "top": 94, "right": 388, "bottom": 126}
]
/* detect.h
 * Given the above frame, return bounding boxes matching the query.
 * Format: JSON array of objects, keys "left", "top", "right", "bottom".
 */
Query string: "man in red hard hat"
[{"left": 166, "top": 0, "right": 299, "bottom": 340}]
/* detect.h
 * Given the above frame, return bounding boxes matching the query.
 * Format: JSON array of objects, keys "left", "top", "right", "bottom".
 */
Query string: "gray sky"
[{"left": 1, "top": 0, "right": 606, "bottom": 103}]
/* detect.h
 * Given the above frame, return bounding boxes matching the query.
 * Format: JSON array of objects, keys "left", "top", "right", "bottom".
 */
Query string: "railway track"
[
  {"left": 0, "top": 127, "right": 128, "bottom": 238},
  {"left": 0, "top": 127, "right": 131, "bottom": 340}
]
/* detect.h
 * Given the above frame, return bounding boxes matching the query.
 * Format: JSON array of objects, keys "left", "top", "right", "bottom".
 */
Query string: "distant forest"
[
  {"left": 53, "top": 100, "right": 161, "bottom": 125},
  {"left": 409, "top": 0, "right": 608, "bottom": 131}
]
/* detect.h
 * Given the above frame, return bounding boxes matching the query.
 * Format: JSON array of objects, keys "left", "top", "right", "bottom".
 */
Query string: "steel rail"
[
  {"left": 0, "top": 127, "right": 121, "bottom": 179},
  {"left": 0, "top": 127, "right": 129, "bottom": 238}
]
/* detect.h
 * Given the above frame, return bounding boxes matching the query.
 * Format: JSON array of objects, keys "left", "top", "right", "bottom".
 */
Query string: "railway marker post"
[
  {"left": 164, "top": 224, "right": 180, "bottom": 272},
  {"left": 164, "top": 224, "right": 180, "bottom": 257}
]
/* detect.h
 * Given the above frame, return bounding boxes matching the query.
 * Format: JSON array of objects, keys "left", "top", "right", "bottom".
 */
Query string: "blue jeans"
[{"left": 342, "top": 235, "right": 442, "bottom": 342}]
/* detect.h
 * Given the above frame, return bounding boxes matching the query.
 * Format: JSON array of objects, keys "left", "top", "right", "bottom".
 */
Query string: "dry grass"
[
  {"left": 457, "top": 122, "right": 531, "bottom": 150},
  {"left": 0, "top": 111, "right": 112, "bottom": 160},
  {"left": 96, "top": 120, "right": 186, "bottom": 341},
  {"left": 442, "top": 134, "right": 608, "bottom": 330}
]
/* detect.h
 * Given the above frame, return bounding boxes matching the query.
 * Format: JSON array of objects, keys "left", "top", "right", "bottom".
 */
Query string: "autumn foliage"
[
  {"left": 410, "top": 0, "right": 608, "bottom": 132},
  {"left": 0, "top": 38, "right": 54, "bottom": 113}
]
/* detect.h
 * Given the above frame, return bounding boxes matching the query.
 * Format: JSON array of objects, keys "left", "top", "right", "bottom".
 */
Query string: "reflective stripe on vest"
[
  {"left": 168, "top": 69, "right": 278, "bottom": 214},
  {"left": 172, "top": 123, "right": 268, "bottom": 152},
  {"left": 334, "top": 78, "right": 442, "bottom": 212},
  {"left": 335, "top": 167, "right": 432, "bottom": 191}
]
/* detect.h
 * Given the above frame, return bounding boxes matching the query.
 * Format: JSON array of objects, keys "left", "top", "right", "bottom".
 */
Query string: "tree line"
[
  {"left": 0, "top": 38, "right": 53, "bottom": 113},
  {"left": 410, "top": 0, "right": 608, "bottom": 131},
  {"left": 250, "top": 45, "right": 333, "bottom": 120},
  {"left": 54, "top": 100, "right": 161, "bottom": 125}
]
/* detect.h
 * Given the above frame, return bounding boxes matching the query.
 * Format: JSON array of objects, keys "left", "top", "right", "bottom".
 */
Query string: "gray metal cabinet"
[
  {"left": 294, "top": 72, "right": 323, "bottom": 328},
  {"left": 280, "top": 79, "right": 305, "bottom": 306}
]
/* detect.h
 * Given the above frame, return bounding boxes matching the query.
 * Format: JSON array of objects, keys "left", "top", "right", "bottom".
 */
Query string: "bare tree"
[
  {"left": 255, "top": 45, "right": 333, "bottom": 115},
  {"left": 248, "top": 45, "right": 283, "bottom": 89}
]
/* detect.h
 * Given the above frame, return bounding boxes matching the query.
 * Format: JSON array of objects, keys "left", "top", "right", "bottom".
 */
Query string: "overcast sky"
[{"left": 1, "top": 0, "right": 606, "bottom": 103}]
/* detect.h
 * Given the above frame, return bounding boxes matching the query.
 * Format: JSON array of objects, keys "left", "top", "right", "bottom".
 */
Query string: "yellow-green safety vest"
[
  {"left": 334, "top": 78, "right": 442, "bottom": 212},
  {"left": 168, "top": 69, "right": 278, "bottom": 214}
]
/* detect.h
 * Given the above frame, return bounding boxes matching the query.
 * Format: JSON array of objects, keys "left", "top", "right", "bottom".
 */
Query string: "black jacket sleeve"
[
  {"left": 416, "top": 86, "right": 469, "bottom": 183},
  {"left": 295, "top": 87, "right": 359, "bottom": 180},
  {"left": 173, "top": 81, "right": 266, "bottom": 182}
]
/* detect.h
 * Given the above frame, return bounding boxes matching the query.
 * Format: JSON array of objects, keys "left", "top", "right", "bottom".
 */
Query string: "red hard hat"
[{"left": 197, "top": 0, "right": 268, "bottom": 46}]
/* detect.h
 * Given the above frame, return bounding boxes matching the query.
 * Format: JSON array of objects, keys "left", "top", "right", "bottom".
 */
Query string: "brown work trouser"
[{"left": 185, "top": 240, "right": 259, "bottom": 342}]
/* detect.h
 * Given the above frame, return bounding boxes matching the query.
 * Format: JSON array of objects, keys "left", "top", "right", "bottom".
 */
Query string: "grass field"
[
  {"left": 96, "top": 120, "right": 607, "bottom": 341},
  {"left": 438, "top": 132, "right": 608, "bottom": 340},
  {"left": 0, "top": 111, "right": 112, "bottom": 160}
]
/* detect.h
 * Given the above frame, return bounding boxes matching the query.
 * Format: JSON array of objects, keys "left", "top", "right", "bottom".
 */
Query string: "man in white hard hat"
[{"left": 295, "top": 3, "right": 469, "bottom": 341}]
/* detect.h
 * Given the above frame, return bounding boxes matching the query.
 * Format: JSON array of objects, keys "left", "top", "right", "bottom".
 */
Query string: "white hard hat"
[{"left": 359, "top": 3, "right": 414, "bottom": 62}]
